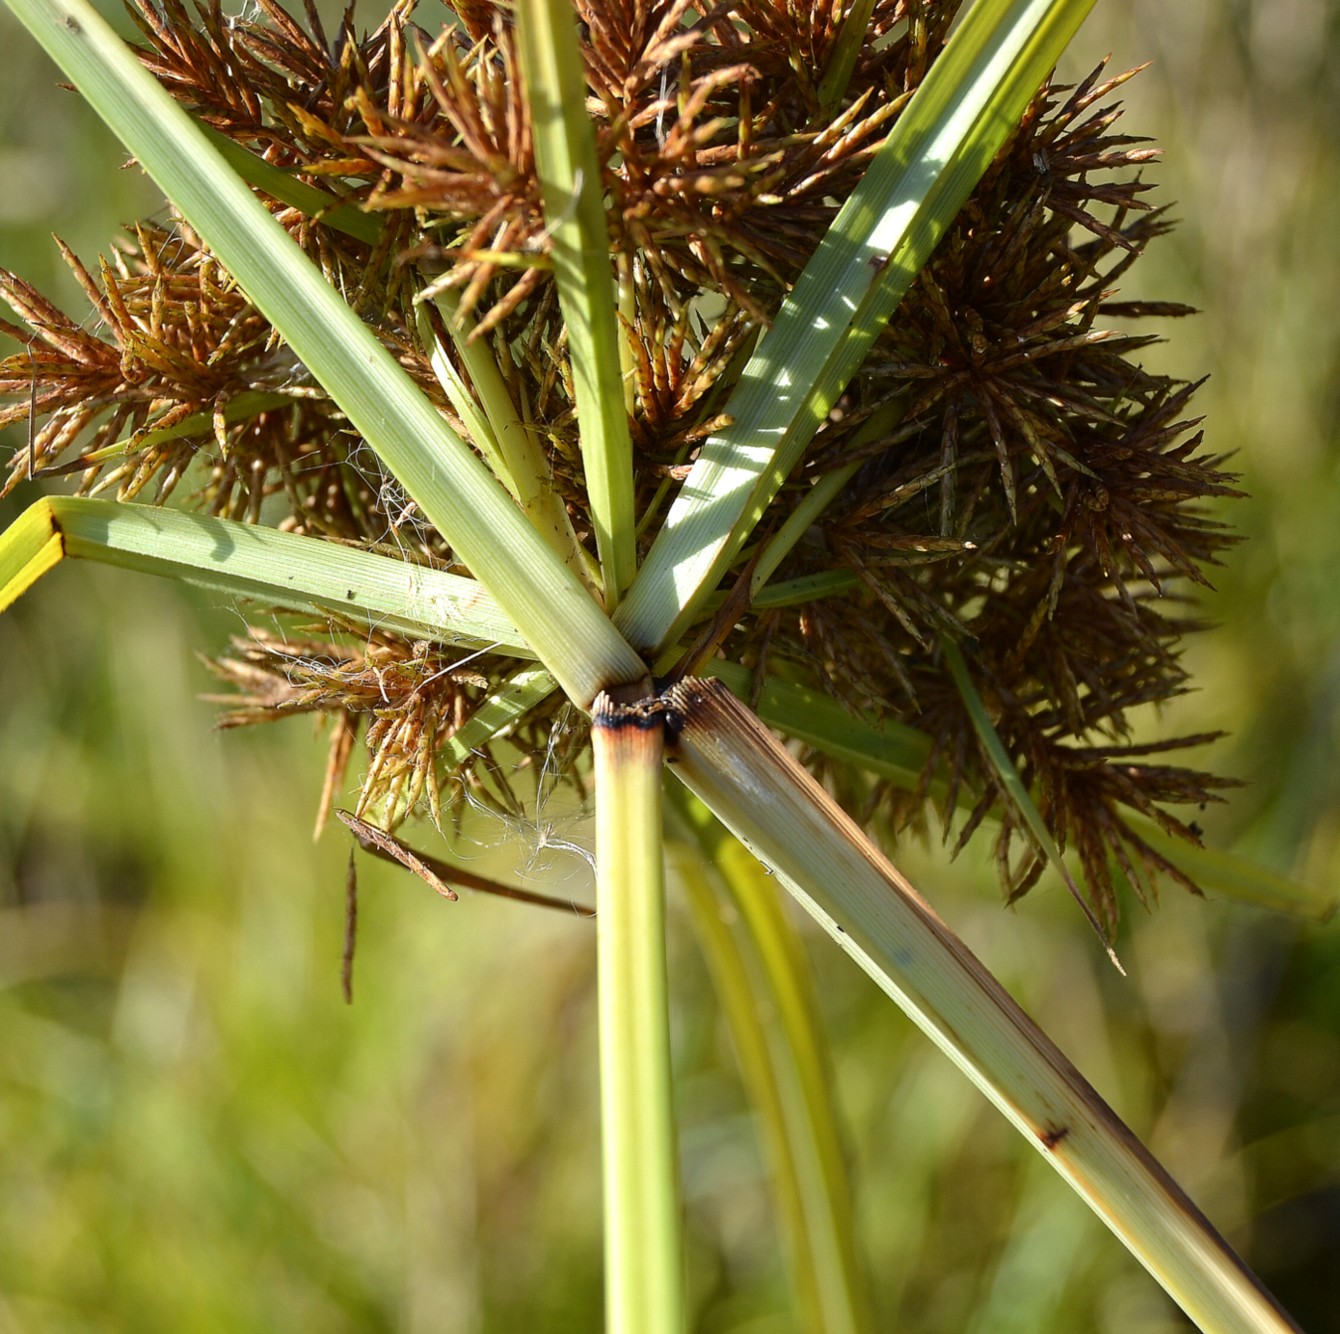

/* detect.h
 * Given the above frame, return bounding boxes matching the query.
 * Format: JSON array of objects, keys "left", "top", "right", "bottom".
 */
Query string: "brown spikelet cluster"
[
  {"left": 203, "top": 628, "right": 488, "bottom": 829},
  {"left": 2, "top": 224, "right": 334, "bottom": 518},
  {"left": 0, "top": 0, "right": 1239, "bottom": 926}
]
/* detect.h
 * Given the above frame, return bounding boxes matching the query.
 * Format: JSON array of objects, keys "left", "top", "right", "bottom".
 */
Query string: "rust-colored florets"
[{"left": 0, "top": 0, "right": 1238, "bottom": 924}]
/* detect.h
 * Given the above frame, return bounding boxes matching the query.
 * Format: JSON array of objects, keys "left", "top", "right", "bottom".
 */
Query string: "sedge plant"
[{"left": 0, "top": 0, "right": 1329, "bottom": 1328}]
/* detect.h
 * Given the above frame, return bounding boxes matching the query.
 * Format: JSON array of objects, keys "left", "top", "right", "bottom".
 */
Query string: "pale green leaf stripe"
[
  {"left": 666, "top": 678, "right": 1301, "bottom": 1334},
  {"left": 434, "top": 664, "right": 559, "bottom": 774},
  {"left": 516, "top": 0, "right": 637, "bottom": 606},
  {"left": 616, "top": 0, "right": 1098, "bottom": 655},
  {"left": 0, "top": 496, "right": 532, "bottom": 656},
  {"left": 7, "top": 0, "right": 645, "bottom": 709}
]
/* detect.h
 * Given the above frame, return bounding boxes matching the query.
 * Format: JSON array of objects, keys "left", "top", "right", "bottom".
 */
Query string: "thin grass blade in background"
[{"left": 670, "top": 788, "right": 874, "bottom": 1334}]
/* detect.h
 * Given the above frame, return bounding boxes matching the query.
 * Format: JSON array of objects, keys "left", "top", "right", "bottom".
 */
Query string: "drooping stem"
[{"left": 591, "top": 691, "right": 683, "bottom": 1334}]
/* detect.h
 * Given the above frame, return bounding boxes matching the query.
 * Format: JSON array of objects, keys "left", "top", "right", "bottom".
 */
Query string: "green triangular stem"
[{"left": 591, "top": 691, "right": 683, "bottom": 1334}]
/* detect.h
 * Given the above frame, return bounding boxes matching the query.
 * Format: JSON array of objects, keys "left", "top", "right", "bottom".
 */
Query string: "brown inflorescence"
[{"left": 0, "top": 0, "right": 1238, "bottom": 922}]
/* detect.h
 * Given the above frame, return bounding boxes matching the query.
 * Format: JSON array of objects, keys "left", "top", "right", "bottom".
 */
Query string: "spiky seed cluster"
[{"left": 0, "top": 0, "right": 1238, "bottom": 923}]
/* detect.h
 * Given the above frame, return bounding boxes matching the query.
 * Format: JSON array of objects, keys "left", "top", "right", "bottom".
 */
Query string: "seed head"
[{"left": 0, "top": 0, "right": 1239, "bottom": 924}]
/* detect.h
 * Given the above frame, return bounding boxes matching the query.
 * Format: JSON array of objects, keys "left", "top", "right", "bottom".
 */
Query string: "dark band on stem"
[{"left": 591, "top": 688, "right": 672, "bottom": 732}]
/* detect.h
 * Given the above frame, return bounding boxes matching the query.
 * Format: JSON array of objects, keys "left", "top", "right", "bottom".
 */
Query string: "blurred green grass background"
[{"left": 1, "top": 2, "right": 1337, "bottom": 1330}]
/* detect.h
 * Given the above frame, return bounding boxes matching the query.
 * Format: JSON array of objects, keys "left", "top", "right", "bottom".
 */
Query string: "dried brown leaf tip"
[{"left": 1, "top": 0, "right": 1239, "bottom": 924}]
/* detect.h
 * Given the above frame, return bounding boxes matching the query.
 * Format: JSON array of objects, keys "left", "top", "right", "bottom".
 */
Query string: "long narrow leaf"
[
  {"left": 616, "top": 0, "right": 1097, "bottom": 655},
  {"left": 0, "top": 496, "right": 531, "bottom": 655},
  {"left": 663, "top": 677, "right": 1299, "bottom": 1334},
  {"left": 422, "top": 290, "right": 598, "bottom": 591},
  {"left": 5, "top": 0, "right": 646, "bottom": 708},
  {"left": 708, "top": 660, "right": 932, "bottom": 792},
  {"left": 197, "top": 123, "right": 383, "bottom": 245},
  {"left": 705, "top": 661, "right": 1334, "bottom": 921},
  {"left": 516, "top": 0, "right": 637, "bottom": 606},
  {"left": 941, "top": 634, "right": 1124, "bottom": 964},
  {"left": 434, "top": 665, "right": 560, "bottom": 775}
]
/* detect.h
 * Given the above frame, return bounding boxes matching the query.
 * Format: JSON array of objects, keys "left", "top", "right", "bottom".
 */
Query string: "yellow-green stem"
[{"left": 591, "top": 692, "right": 683, "bottom": 1334}]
